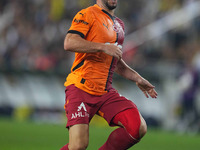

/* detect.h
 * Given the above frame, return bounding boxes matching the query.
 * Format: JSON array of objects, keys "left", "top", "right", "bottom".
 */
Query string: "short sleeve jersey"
[{"left": 64, "top": 4, "right": 125, "bottom": 95}]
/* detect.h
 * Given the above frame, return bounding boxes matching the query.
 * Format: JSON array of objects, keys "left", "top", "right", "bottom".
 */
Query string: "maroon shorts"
[{"left": 64, "top": 85, "right": 137, "bottom": 127}]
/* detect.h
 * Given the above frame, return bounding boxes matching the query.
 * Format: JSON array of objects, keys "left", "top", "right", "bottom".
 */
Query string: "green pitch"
[{"left": 0, "top": 118, "right": 199, "bottom": 150}]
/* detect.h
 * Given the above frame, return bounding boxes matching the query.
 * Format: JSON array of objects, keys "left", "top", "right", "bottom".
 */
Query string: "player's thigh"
[
  {"left": 69, "top": 124, "right": 89, "bottom": 149},
  {"left": 99, "top": 90, "right": 137, "bottom": 125}
]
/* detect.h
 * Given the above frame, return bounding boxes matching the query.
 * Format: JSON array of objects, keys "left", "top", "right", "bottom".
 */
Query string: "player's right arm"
[{"left": 64, "top": 33, "right": 122, "bottom": 60}]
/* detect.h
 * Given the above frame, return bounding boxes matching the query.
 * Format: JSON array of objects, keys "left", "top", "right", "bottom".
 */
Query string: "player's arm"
[
  {"left": 64, "top": 33, "right": 122, "bottom": 59},
  {"left": 115, "top": 59, "right": 158, "bottom": 98}
]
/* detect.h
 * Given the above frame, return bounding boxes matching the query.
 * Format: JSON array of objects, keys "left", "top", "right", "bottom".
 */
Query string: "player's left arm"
[{"left": 115, "top": 59, "right": 158, "bottom": 98}]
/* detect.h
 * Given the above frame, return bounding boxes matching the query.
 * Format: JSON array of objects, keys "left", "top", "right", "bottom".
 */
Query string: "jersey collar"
[{"left": 94, "top": 4, "right": 115, "bottom": 22}]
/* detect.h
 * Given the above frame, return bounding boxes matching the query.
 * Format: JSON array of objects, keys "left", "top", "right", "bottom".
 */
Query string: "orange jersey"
[{"left": 64, "top": 4, "right": 125, "bottom": 95}]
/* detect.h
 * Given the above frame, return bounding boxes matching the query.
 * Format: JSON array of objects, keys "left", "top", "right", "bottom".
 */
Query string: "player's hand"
[
  {"left": 136, "top": 78, "right": 158, "bottom": 99},
  {"left": 103, "top": 43, "right": 122, "bottom": 60}
]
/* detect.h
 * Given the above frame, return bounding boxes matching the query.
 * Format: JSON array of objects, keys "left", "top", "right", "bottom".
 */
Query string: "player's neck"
[{"left": 96, "top": 3, "right": 115, "bottom": 16}]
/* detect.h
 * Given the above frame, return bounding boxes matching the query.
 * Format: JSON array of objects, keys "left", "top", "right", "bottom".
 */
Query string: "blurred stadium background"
[{"left": 0, "top": 0, "right": 200, "bottom": 149}]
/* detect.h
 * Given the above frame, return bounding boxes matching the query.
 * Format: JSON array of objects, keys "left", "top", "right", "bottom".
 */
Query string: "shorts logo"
[
  {"left": 77, "top": 102, "right": 87, "bottom": 111},
  {"left": 71, "top": 102, "right": 89, "bottom": 119}
]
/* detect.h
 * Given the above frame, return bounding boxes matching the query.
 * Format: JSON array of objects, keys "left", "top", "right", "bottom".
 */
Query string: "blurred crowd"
[{"left": 0, "top": 0, "right": 199, "bottom": 74}]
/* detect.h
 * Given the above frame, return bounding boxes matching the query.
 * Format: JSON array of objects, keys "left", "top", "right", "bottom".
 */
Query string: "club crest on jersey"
[
  {"left": 71, "top": 102, "right": 89, "bottom": 119},
  {"left": 113, "top": 20, "right": 122, "bottom": 33}
]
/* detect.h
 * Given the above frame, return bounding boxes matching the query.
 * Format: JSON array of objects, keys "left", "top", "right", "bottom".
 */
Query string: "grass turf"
[{"left": 0, "top": 118, "right": 200, "bottom": 150}]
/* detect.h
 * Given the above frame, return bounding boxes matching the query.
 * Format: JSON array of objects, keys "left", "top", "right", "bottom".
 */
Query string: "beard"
[{"left": 105, "top": 1, "right": 117, "bottom": 10}]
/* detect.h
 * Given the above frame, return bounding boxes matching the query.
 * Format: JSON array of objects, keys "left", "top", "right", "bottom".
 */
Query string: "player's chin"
[
  {"left": 113, "top": 4, "right": 117, "bottom": 8},
  {"left": 108, "top": 5, "right": 117, "bottom": 10}
]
